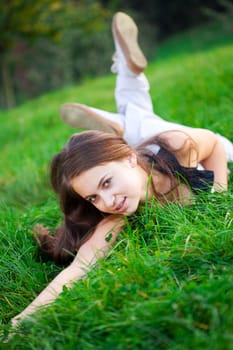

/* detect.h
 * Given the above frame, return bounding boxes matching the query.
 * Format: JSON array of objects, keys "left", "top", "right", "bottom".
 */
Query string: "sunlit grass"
[{"left": 0, "top": 29, "right": 232, "bottom": 349}]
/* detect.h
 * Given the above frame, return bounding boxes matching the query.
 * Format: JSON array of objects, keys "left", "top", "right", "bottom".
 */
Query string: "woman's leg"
[
  {"left": 111, "top": 12, "right": 176, "bottom": 147},
  {"left": 59, "top": 103, "right": 124, "bottom": 136},
  {"left": 112, "top": 12, "right": 153, "bottom": 115},
  {"left": 60, "top": 12, "right": 155, "bottom": 136}
]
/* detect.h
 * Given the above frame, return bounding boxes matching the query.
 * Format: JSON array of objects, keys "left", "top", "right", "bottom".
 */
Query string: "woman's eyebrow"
[
  {"left": 97, "top": 175, "right": 107, "bottom": 189},
  {"left": 84, "top": 175, "right": 107, "bottom": 200}
]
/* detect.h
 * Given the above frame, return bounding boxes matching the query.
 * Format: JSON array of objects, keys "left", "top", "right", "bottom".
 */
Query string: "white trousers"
[{"left": 90, "top": 62, "right": 233, "bottom": 162}]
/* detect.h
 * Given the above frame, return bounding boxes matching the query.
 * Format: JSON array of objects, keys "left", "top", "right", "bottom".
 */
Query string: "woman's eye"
[
  {"left": 88, "top": 195, "right": 97, "bottom": 203},
  {"left": 103, "top": 178, "right": 111, "bottom": 188}
]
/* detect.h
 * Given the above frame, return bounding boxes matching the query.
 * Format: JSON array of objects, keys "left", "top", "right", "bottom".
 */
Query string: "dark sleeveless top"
[{"left": 145, "top": 147, "right": 214, "bottom": 194}]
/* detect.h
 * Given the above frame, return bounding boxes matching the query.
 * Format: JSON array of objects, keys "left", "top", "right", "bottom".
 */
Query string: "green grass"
[
  {"left": 155, "top": 21, "right": 233, "bottom": 61},
  {"left": 0, "top": 27, "right": 233, "bottom": 349}
]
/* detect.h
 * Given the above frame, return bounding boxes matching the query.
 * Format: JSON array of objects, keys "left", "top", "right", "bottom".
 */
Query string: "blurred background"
[{"left": 0, "top": 0, "right": 232, "bottom": 109}]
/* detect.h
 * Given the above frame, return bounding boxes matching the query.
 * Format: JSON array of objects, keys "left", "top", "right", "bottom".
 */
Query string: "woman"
[
  {"left": 11, "top": 11, "right": 232, "bottom": 327},
  {"left": 60, "top": 12, "right": 233, "bottom": 177}
]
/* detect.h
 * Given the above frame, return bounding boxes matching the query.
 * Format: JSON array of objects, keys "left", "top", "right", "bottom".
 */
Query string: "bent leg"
[
  {"left": 112, "top": 11, "right": 173, "bottom": 148},
  {"left": 59, "top": 12, "right": 154, "bottom": 137},
  {"left": 60, "top": 103, "right": 124, "bottom": 136},
  {"left": 115, "top": 70, "right": 154, "bottom": 116},
  {"left": 112, "top": 12, "right": 153, "bottom": 115}
]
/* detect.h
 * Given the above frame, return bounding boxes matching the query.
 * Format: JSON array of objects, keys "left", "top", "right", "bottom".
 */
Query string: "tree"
[
  {"left": 100, "top": 0, "right": 229, "bottom": 38},
  {"left": 0, "top": 0, "right": 107, "bottom": 109}
]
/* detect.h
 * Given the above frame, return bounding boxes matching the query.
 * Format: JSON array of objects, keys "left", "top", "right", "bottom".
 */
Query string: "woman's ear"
[{"left": 128, "top": 153, "right": 137, "bottom": 167}]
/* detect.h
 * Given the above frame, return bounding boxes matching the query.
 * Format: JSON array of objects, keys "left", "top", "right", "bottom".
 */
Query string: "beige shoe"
[
  {"left": 59, "top": 103, "right": 123, "bottom": 136},
  {"left": 112, "top": 12, "right": 147, "bottom": 74}
]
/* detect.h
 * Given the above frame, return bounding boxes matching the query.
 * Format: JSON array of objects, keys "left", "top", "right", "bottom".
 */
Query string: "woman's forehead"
[
  {"left": 70, "top": 162, "right": 113, "bottom": 196},
  {"left": 70, "top": 159, "right": 130, "bottom": 196}
]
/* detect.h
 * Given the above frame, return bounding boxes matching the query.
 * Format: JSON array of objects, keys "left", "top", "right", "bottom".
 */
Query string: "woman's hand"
[{"left": 9, "top": 215, "right": 124, "bottom": 328}]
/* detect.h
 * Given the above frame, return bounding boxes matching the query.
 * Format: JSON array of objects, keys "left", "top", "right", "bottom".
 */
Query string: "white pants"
[{"left": 91, "top": 62, "right": 233, "bottom": 162}]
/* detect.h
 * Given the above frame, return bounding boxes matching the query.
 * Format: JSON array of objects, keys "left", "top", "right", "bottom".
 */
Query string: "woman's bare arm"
[
  {"left": 184, "top": 128, "right": 227, "bottom": 191},
  {"left": 11, "top": 215, "right": 124, "bottom": 327},
  {"left": 160, "top": 128, "right": 228, "bottom": 191}
]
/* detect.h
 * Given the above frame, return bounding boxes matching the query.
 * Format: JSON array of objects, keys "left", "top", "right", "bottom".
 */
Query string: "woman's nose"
[{"left": 102, "top": 192, "right": 115, "bottom": 209}]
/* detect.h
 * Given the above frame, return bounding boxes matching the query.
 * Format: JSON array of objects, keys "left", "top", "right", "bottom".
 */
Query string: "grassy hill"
[{"left": 0, "top": 30, "right": 233, "bottom": 349}]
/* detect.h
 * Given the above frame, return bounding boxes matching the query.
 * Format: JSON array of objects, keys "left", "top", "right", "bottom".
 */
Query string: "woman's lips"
[{"left": 116, "top": 197, "right": 127, "bottom": 212}]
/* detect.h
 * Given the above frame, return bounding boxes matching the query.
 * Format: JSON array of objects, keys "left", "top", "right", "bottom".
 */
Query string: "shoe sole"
[
  {"left": 112, "top": 12, "right": 147, "bottom": 74},
  {"left": 59, "top": 103, "right": 123, "bottom": 135}
]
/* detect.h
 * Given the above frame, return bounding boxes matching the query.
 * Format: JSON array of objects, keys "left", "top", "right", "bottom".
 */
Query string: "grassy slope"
[{"left": 0, "top": 30, "right": 233, "bottom": 349}]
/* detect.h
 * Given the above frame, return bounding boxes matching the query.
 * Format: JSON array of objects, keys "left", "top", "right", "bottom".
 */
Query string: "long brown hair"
[
  {"left": 136, "top": 130, "right": 199, "bottom": 200},
  {"left": 35, "top": 130, "right": 200, "bottom": 264},
  {"left": 35, "top": 131, "right": 135, "bottom": 264}
]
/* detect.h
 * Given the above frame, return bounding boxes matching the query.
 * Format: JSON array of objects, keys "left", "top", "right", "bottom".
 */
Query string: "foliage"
[
  {"left": 101, "top": 0, "right": 231, "bottom": 38},
  {"left": 0, "top": 0, "right": 108, "bottom": 108},
  {"left": 0, "top": 4, "right": 156, "bottom": 110},
  {"left": 203, "top": 0, "right": 233, "bottom": 33},
  {"left": 1, "top": 0, "right": 231, "bottom": 110},
  {"left": 0, "top": 29, "right": 232, "bottom": 348}
]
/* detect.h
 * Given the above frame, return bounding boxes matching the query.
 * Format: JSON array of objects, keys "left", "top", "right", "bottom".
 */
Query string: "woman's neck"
[
  {"left": 139, "top": 166, "right": 193, "bottom": 205},
  {"left": 136, "top": 164, "right": 153, "bottom": 202},
  {"left": 137, "top": 165, "right": 170, "bottom": 202},
  {"left": 153, "top": 170, "right": 193, "bottom": 204},
  {"left": 152, "top": 170, "right": 172, "bottom": 194}
]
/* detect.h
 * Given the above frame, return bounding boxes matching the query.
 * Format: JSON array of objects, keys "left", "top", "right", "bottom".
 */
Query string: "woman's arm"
[
  {"left": 199, "top": 133, "right": 228, "bottom": 191},
  {"left": 160, "top": 129, "right": 228, "bottom": 191},
  {"left": 184, "top": 128, "right": 228, "bottom": 191},
  {"left": 11, "top": 215, "right": 124, "bottom": 327}
]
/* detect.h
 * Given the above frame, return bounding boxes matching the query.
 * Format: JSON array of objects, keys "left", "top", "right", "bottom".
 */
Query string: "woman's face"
[{"left": 71, "top": 154, "right": 149, "bottom": 216}]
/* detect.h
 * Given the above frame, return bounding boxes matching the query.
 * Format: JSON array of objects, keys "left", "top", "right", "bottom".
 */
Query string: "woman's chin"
[{"left": 123, "top": 203, "right": 139, "bottom": 216}]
